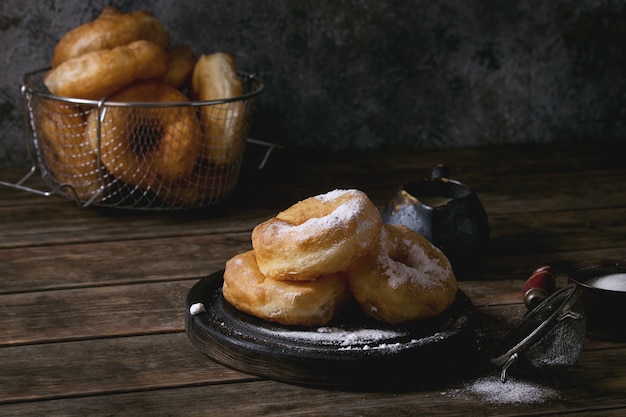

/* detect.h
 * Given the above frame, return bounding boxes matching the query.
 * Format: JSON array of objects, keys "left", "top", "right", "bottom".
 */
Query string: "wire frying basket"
[{"left": 9, "top": 68, "right": 263, "bottom": 210}]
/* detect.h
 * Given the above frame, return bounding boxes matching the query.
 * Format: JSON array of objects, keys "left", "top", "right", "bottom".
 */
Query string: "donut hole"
[
  {"left": 377, "top": 249, "right": 418, "bottom": 290},
  {"left": 387, "top": 246, "right": 410, "bottom": 268},
  {"left": 129, "top": 122, "right": 163, "bottom": 157},
  {"left": 379, "top": 227, "right": 419, "bottom": 279},
  {"left": 347, "top": 224, "right": 458, "bottom": 324},
  {"left": 277, "top": 198, "right": 329, "bottom": 226},
  {"left": 276, "top": 191, "right": 357, "bottom": 227}
]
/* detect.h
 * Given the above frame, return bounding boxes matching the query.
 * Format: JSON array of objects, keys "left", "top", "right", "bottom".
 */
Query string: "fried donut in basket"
[
  {"left": 51, "top": 7, "right": 169, "bottom": 68},
  {"left": 190, "top": 52, "right": 247, "bottom": 166},
  {"left": 164, "top": 45, "right": 197, "bottom": 89},
  {"left": 35, "top": 99, "right": 108, "bottom": 202},
  {"left": 86, "top": 80, "right": 202, "bottom": 191},
  {"left": 156, "top": 157, "right": 237, "bottom": 207},
  {"left": 45, "top": 40, "right": 169, "bottom": 100}
]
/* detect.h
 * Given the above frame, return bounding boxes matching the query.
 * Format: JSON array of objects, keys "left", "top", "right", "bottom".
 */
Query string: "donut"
[
  {"left": 44, "top": 40, "right": 169, "bottom": 100},
  {"left": 129, "top": 9, "right": 170, "bottom": 49},
  {"left": 157, "top": 157, "right": 237, "bottom": 207},
  {"left": 51, "top": 7, "right": 169, "bottom": 68},
  {"left": 223, "top": 250, "right": 352, "bottom": 326},
  {"left": 190, "top": 52, "right": 246, "bottom": 166},
  {"left": 251, "top": 189, "right": 383, "bottom": 281},
  {"left": 35, "top": 99, "right": 108, "bottom": 201},
  {"left": 346, "top": 223, "right": 458, "bottom": 324},
  {"left": 163, "top": 45, "right": 197, "bottom": 89},
  {"left": 86, "top": 80, "right": 202, "bottom": 190}
]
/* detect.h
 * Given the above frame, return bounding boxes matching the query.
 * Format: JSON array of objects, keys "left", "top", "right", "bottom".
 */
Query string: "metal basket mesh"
[{"left": 20, "top": 68, "right": 262, "bottom": 210}]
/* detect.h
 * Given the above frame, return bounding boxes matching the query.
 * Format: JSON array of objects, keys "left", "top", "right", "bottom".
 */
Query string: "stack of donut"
[
  {"left": 37, "top": 7, "right": 248, "bottom": 205},
  {"left": 222, "top": 189, "right": 459, "bottom": 327}
]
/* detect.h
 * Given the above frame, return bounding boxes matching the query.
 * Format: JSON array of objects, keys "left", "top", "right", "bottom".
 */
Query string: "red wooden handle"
[{"left": 522, "top": 266, "right": 556, "bottom": 309}]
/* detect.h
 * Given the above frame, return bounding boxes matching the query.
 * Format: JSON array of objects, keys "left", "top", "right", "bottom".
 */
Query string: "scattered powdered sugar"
[
  {"left": 444, "top": 375, "right": 560, "bottom": 404},
  {"left": 258, "top": 326, "right": 407, "bottom": 348},
  {"left": 254, "top": 325, "right": 451, "bottom": 353}
]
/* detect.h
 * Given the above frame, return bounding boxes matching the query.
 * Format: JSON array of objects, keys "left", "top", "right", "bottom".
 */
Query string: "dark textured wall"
[{"left": 1, "top": 0, "right": 624, "bottom": 167}]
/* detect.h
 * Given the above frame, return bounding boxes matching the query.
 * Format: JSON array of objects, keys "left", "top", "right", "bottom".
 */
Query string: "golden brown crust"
[
  {"left": 190, "top": 53, "right": 242, "bottom": 101},
  {"left": 51, "top": 7, "right": 169, "bottom": 68},
  {"left": 35, "top": 99, "right": 107, "bottom": 202},
  {"left": 164, "top": 45, "right": 197, "bottom": 89},
  {"left": 156, "top": 157, "right": 237, "bottom": 207},
  {"left": 223, "top": 250, "right": 352, "bottom": 326},
  {"left": 346, "top": 223, "right": 458, "bottom": 324},
  {"left": 128, "top": 9, "right": 170, "bottom": 51},
  {"left": 251, "top": 189, "right": 382, "bottom": 281},
  {"left": 45, "top": 40, "right": 169, "bottom": 100},
  {"left": 190, "top": 53, "right": 246, "bottom": 166},
  {"left": 85, "top": 81, "right": 202, "bottom": 190}
]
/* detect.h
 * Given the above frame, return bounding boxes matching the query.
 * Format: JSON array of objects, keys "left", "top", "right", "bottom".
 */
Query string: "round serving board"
[{"left": 185, "top": 270, "right": 477, "bottom": 388}]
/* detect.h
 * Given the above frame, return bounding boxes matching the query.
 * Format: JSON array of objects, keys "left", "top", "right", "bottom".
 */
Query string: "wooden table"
[{"left": 1, "top": 142, "right": 625, "bottom": 416}]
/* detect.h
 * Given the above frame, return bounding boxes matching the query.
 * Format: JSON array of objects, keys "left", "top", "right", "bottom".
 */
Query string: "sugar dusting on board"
[
  {"left": 255, "top": 325, "right": 414, "bottom": 351},
  {"left": 252, "top": 324, "right": 453, "bottom": 353},
  {"left": 265, "top": 327, "right": 403, "bottom": 344},
  {"left": 444, "top": 375, "right": 560, "bottom": 404}
]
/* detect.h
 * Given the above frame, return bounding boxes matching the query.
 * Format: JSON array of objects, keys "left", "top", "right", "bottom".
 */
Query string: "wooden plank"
[
  {"left": 0, "top": 201, "right": 271, "bottom": 249},
  {"left": 1, "top": 243, "right": 623, "bottom": 348},
  {"left": 0, "top": 280, "right": 194, "bottom": 346},
  {"left": 0, "top": 191, "right": 622, "bottom": 261},
  {"left": 487, "top": 206, "right": 626, "bottom": 256},
  {"left": 2, "top": 143, "right": 625, "bottom": 247},
  {"left": 2, "top": 164, "right": 624, "bottom": 250},
  {"left": 1, "top": 294, "right": 624, "bottom": 405},
  {"left": 2, "top": 203, "right": 625, "bottom": 294},
  {"left": 3, "top": 141, "right": 623, "bottom": 210},
  {"left": 0, "top": 277, "right": 525, "bottom": 348},
  {"left": 1, "top": 344, "right": 624, "bottom": 416},
  {"left": 0, "top": 233, "right": 252, "bottom": 294},
  {"left": 0, "top": 332, "right": 258, "bottom": 405}
]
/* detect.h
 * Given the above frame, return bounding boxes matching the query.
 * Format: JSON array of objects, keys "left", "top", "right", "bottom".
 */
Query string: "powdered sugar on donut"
[
  {"left": 297, "top": 197, "right": 362, "bottom": 237},
  {"left": 377, "top": 227, "right": 450, "bottom": 289},
  {"left": 251, "top": 188, "right": 382, "bottom": 281},
  {"left": 314, "top": 189, "right": 356, "bottom": 203},
  {"left": 268, "top": 189, "right": 376, "bottom": 244},
  {"left": 297, "top": 190, "right": 369, "bottom": 235}
]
